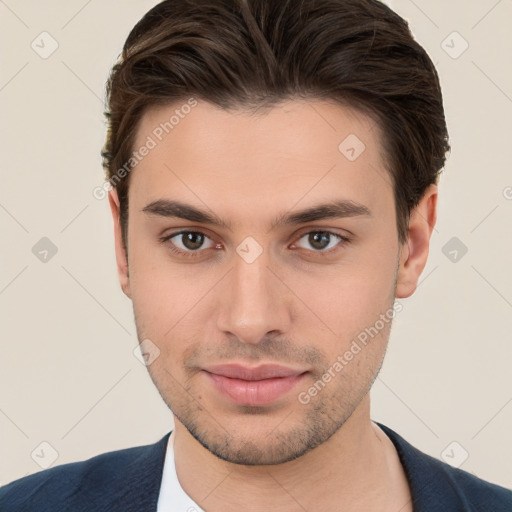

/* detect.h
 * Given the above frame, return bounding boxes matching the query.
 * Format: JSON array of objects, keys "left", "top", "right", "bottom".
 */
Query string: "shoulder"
[
  {"left": 377, "top": 422, "right": 512, "bottom": 511},
  {"left": 0, "top": 433, "right": 171, "bottom": 512},
  {"left": 422, "top": 450, "right": 512, "bottom": 508}
]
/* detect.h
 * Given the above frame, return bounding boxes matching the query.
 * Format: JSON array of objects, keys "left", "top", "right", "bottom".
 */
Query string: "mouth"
[{"left": 201, "top": 364, "right": 308, "bottom": 407}]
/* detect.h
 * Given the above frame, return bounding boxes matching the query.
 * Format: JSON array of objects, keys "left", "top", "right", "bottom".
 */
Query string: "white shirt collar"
[{"left": 156, "top": 430, "right": 206, "bottom": 512}]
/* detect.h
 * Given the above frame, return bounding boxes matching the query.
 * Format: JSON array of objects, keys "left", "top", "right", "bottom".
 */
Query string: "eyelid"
[
  {"left": 293, "top": 226, "right": 353, "bottom": 241},
  {"left": 158, "top": 230, "right": 217, "bottom": 255},
  {"left": 291, "top": 230, "right": 351, "bottom": 254}
]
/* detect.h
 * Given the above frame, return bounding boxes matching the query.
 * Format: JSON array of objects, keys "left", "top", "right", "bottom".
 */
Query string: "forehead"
[
  {"left": 133, "top": 97, "right": 381, "bottom": 162},
  {"left": 128, "top": 98, "right": 393, "bottom": 226}
]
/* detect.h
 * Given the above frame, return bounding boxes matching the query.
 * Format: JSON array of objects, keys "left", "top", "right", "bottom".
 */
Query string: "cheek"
[
  {"left": 293, "top": 249, "right": 396, "bottom": 324},
  {"left": 292, "top": 254, "right": 397, "bottom": 366},
  {"left": 128, "top": 236, "right": 178, "bottom": 318},
  {"left": 128, "top": 247, "right": 207, "bottom": 363}
]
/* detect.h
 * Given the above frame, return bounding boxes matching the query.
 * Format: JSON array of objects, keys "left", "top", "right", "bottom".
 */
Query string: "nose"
[{"left": 216, "top": 248, "right": 292, "bottom": 345}]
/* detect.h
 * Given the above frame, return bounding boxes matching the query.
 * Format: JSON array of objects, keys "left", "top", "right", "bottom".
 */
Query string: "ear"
[
  {"left": 396, "top": 184, "right": 438, "bottom": 298},
  {"left": 108, "top": 188, "right": 131, "bottom": 299}
]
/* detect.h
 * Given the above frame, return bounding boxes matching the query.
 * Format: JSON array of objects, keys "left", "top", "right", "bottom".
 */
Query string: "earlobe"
[
  {"left": 108, "top": 188, "right": 131, "bottom": 299},
  {"left": 396, "top": 184, "right": 438, "bottom": 298}
]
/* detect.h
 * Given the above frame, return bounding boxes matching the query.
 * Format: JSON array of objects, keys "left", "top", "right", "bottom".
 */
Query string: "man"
[{"left": 1, "top": 0, "right": 510, "bottom": 510}]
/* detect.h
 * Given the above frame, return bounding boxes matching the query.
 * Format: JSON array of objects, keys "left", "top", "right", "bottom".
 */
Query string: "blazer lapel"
[{"left": 104, "top": 431, "right": 172, "bottom": 512}]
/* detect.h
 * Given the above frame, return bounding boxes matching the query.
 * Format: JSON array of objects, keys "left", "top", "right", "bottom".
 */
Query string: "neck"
[{"left": 172, "top": 395, "right": 412, "bottom": 512}]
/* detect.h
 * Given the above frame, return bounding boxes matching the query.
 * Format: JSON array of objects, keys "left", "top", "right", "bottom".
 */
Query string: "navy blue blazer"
[{"left": 1, "top": 422, "right": 510, "bottom": 511}]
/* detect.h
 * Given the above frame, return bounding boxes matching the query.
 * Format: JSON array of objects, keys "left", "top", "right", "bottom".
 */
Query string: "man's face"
[{"left": 119, "top": 99, "right": 405, "bottom": 465}]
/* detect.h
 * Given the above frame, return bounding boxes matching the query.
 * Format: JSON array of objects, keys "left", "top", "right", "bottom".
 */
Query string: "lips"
[
  {"left": 202, "top": 364, "right": 308, "bottom": 406},
  {"left": 203, "top": 364, "right": 304, "bottom": 380}
]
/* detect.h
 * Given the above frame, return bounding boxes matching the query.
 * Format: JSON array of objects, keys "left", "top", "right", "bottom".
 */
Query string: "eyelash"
[{"left": 158, "top": 230, "right": 352, "bottom": 259}]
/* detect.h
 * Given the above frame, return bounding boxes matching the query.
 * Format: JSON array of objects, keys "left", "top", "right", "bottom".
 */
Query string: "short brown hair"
[{"left": 101, "top": 0, "right": 450, "bottom": 252}]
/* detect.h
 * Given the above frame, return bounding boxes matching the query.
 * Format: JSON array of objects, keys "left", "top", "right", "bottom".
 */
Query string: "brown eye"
[
  {"left": 159, "top": 231, "right": 216, "bottom": 257},
  {"left": 295, "top": 231, "right": 349, "bottom": 253},
  {"left": 179, "top": 232, "right": 206, "bottom": 250}
]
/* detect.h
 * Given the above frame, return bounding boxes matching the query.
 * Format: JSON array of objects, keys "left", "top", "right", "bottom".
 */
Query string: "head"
[{"left": 102, "top": 0, "right": 449, "bottom": 465}]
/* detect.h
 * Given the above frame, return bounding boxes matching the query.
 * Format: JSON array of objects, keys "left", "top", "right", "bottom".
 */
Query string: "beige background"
[{"left": 1, "top": 0, "right": 511, "bottom": 490}]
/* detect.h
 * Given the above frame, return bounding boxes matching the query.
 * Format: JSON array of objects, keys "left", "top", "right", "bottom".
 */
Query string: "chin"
[{"left": 174, "top": 400, "right": 350, "bottom": 466}]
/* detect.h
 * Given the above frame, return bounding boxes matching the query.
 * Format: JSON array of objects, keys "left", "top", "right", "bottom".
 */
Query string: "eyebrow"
[{"left": 141, "top": 198, "right": 371, "bottom": 231}]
